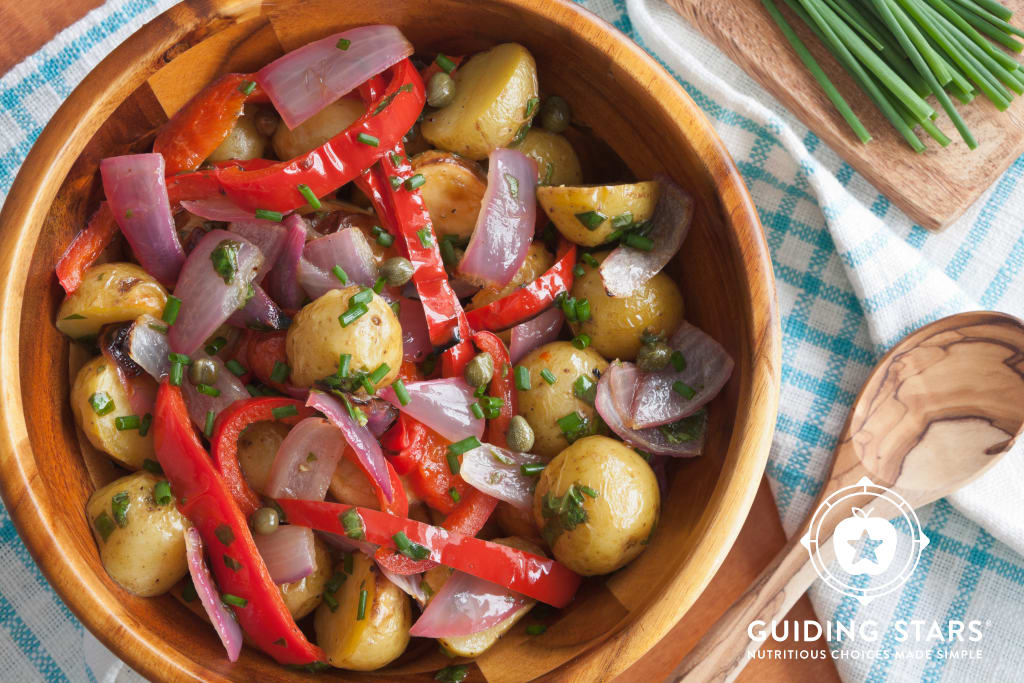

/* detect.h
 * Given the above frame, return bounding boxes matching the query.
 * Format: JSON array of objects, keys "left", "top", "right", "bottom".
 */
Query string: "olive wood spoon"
[{"left": 669, "top": 311, "right": 1024, "bottom": 683}]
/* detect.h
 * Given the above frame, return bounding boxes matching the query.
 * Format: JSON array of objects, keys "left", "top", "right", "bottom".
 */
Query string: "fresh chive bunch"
[{"left": 764, "top": 0, "right": 1024, "bottom": 151}]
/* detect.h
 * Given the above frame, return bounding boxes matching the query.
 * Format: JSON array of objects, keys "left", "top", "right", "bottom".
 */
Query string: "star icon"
[{"left": 848, "top": 530, "right": 884, "bottom": 564}]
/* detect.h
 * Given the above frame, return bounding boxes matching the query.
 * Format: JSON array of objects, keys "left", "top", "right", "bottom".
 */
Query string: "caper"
[
  {"left": 636, "top": 341, "right": 673, "bottom": 372},
  {"left": 254, "top": 107, "right": 279, "bottom": 137},
  {"left": 464, "top": 352, "right": 494, "bottom": 388},
  {"left": 188, "top": 357, "right": 219, "bottom": 386},
  {"left": 506, "top": 415, "right": 535, "bottom": 453},
  {"left": 540, "top": 95, "right": 571, "bottom": 133},
  {"left": 427, "top": 72, "right": 456, "bottom": 108},
  {"left": 252, "top": 507, "right": 279, "bottom": 535},
  {"left": 381, "top": 257, "right": 415, "bottom": 287}
]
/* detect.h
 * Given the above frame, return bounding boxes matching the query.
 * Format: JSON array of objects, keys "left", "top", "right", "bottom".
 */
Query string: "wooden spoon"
[{"left": 669, "top": 311, "right": 1024, "bottom": 682}]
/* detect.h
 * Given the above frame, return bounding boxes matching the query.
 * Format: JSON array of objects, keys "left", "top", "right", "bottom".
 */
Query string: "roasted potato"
[
  {"left": 421, "top": 43, "right": 539, "bottom": 159},
  {"left": 533, "top": 436, "right": 659, "bottom": 575},
  {"left": 469, "top": 243, "right": 553, "bottom": 311},
  {"left": 286, "top": 287, "right": 402, "bottom": 387},
  {"left": 71, "top": 356, "right": 156, "bottom": 470},
  {"left": 421, "top": 537, "right": 540, "bottom": 657},
  {"left": 237, "top": 420, "right": 291, "bottom": 493},
  {"left": 411, "top": 151, "right": 487, "bottom": 240},
  {"left": 56, "top": 263, "right": 168, "bottom": 340},
  {"left": 329, "top": 456, "right": 380, "bottom": 509},
  {"left": 516, "top": 128, "right": 582, "bottom": 186},
  {"left": 315, "top": 552, "right": 411, "bottom": 670},
  {"left": 516, "top": 341, "right": 608, "bottom": 459},
  {"left": 494, "top": 502, "right": 544, "bottom": 546},
  {"left": 272, "top": 97, "right": 365, "bottom": 160},
  {"left": 86, "top": 472, "right": 188, "bottom": 596},
  {"left": 538, "top": 181, "right": 660, "bottom": 247},
  {"left": 279, "top": 534, "right": 332, "bottom": 620},
  {"left": 206, "top": 107, "right": 267, "bottom": 162},
  {"left": 570, "top": 251, "right": 684, "bottom": 361}
]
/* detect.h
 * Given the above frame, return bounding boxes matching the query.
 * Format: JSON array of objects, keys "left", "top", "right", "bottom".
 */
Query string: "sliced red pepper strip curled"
[
  {"left": 216, "top": 59, "right": 425, "bottom": 213},
  {"left": 166, "top": 159, "right": 278, "bottom": 209},
  {"left": 472, "top": 331, "right": 517, "bottom": 448},
  {"left": 55, "top": 203, "right": 118, "bottom": 295},
  {"left": 154, "top": 73, "right": 264, "bottom": 176},
  {"left": 465, "top": 239, "right": 577, "bottom": 332},
  {"left": 153, "top": 382, "right": 325, "bottom": 666},
  {"left": 279, "top": 499, "right": 580, "bottom": 607},
  {"left": 210, "top": 397, "right": 316, "bottom": 517}
]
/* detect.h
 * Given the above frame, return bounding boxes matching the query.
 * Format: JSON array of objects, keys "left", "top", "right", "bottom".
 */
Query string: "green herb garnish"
[{"left": 210, "top": 240, "right": 241, "bottom": 284}]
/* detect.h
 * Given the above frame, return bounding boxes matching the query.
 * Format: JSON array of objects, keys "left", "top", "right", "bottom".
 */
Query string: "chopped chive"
[
  {"left": 205, "top": 336, "right": 228, "bottom": 355},
  {"left": 357, "top": 587, "right": 368, "bottom": 620},
  {"left": 610, "top": 212, "right": 634, "bottom": 229},
  {"left": 504, "top": 173, "right": 520, "bottom": 199},
  {"left": 540, "top": 369, "right": 557, "bottom": 385},
  {"left": 270, "top": 361, "right": 290, "bottom": 384},
  {"left": 114, "top": 414, "right": 140, "bottom": 431},
  {"left": 223, "top": 555, "right": 243, "bottom": 571},
  {"left": 339, "top": 303, "right": 368, "bottom": 327},
  {"left": 368, "top": 363, "right": 390, "bottom": 385},
  {"left": 389, "top": 175, "right": 403, "bottom": 189},
  {"left": 93, "top": 512, "right": 115, "bottom": 541},
  {"left": 435, "top": 53, "right": 457, "bottom": 73},
  {"left": 390, "top": 301, "right": 401, "bottom": 317},
  {"left": 221, "top": 593, "right": 247, "bottom": 607},
  {"left": 392, "top": 531, "right": 431, "bottom": 560},
  {"left": 581, "top": 253, "right": 599, "bottom": 268},
  {"left": 332, "top": 265, "right": 349, "bottom": 283},
  {"left": 226, "top": 359, "right": 247, "bottom": 376},
  {"left": 434, "top": 665, "right": 468, "bottom": 683},
  {"left": 571, "top": 334, "right": 591, "bottom": 349},
  {"left": 323, "top": 591, "right": 339, "bottom": 611},
  {"left": 154, "top": 480, "right": 172, "bottom": 505},
  {"left": 393, "top": 379, "right": 411, "bottom": 406},
  {"left": 254, "top": 209, "right": 283, "bottom": 222},
  {"left": 670, "top": 351, "right": 686, "bottom": 372},
  {"left": 89, "top": 391, "right": 115, "bottom": 416},
  {"left": 139, "top": 413, "right": 153, "bottom": 437},
  {"left": 325, "top": 571, "right": 346, "bottom": 594},
  {"left": 449, "top": 487, "right": 461, "bottom": 503},
  {"left": 521, "top": 462, "right": 546, "bottom": 476},
  {"left": 351, "top": 287, "right": 374, "bottom": 305},
  {"left": 336, "top": 37, "right": 351, "bottom": 50},
  {"left": 148, "top": 322, "right": 169, "bottom": 335},
  {"left": 575, "top": 211, "right": 607, "bottom": 230},
  {"left": 340, "top": 508, "right": 366, "bottom": 540},
  {"left": 672, "top": 380, "right": 697, "bottom": 400},
  {"left": 238, "top": 80, "right": 256, "bottom": 96},
  {"left": 168, "top": 352, "right": 191, "bottom": 365},
  {"left": 373, "top": 275, "right": 386, "bottom": 294},
  {"left": 557, "top": 411, "right": 584, "bottom": 437},
  {"left": 214, "top": 524, "right": 235, "bottom": 546},
  {"left": 111, "top": 492, "right": 130, "bottom": 527},
  {"left": 197, "top": 383, "right": 221, "bottom": 397},
  {"left": 449, "top": 436, "right": 482, "bottom": 456},
  {"left": 297, "top": 184, "right": 321, "bottom": 209},
  {"left": 272, "top": 405, "right": 298, "bottom": 420},
  {"left": 204, "top": 410, "right": 216, "bottom": 437},
  {"left": 389, "top": 151, "right": 401, "bottom": 166},
  {"left": 416, "top": 226, "right": 434, "bottom": 248},
  {"left": 470, "top": 402, "right": 485, "bottom": 419},
  {"left": 581, "top": 485, "right": 599, "bottom": 498},
  {"left": 338, "top": 354, "right": 352, "bottom": 378},
  {"left": 169, "top": 362, "right": 184, "bottom": 386},
  {"left": 515, "top": 366, "right": 531, "bottom": 390},
  {"left": 376, "top": 231, "right": 394, "bottom": 247},
  {"left": 357, "top": 132, "right": 380, "bottom": 147},
  {"left": 404, "top": 174, "right": 426, "bottom": 191},
  {"left": 573, "top": 264, "right": 585, "bottom": 277},
  {"left": 575, "top": 299, "right": 591, "bottom": 322},
  {"left": 446, "top": 451, "right": 461, "bottom": 475},
  {"left": 474, "top": 382, "right": 487, "bottom": 398},
  {"left": 526, "top": 624, "right": 547, "bottom": 635},
  {"left": 162, "top": 296, "right": 182, "bottom": 324},
  {"left": 623, "top": 233, "right": 654, "bottom": 251},
  {"left": 573, "top": 375, "right": 597, "bottom": 404},
  {"left": 141, "top": 458, "right": 162, "bottom": 474},
  {"left": 344, "top": 552, "right": 355, "bottom": 574}
]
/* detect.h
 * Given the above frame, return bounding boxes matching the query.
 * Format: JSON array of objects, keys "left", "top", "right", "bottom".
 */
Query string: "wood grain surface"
[
  {"left": 0, "top": 0, "right": 101, "bottom": 73},
  {"left": 668, "top": 0, "right": 1024, "bottom": 231},
  {"left": 0, "top": 0, "right": 787, "bottom": 681}
]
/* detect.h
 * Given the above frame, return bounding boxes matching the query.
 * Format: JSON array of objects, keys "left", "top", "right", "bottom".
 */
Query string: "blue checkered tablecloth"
[{"left": 1, "top": 1, "right": 1023, "bottom": 681}]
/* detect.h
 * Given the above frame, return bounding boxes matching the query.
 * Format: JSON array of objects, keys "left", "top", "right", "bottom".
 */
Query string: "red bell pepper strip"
[
  {"left": 472, "top": 331, "right": 517, "bottom": 448},
  {"left": 165, "top": 159, "right": 278, "bottom": 209},
  {"left": 245, "top": 331, "right": 292, "bottom": 394},
  {"left": 215, "top": 60, "right": 424, "bottom": 213},
  {"left": 466, "top": 239, "right": 577, "bottom": 332},
  {"left": 153, "top": 382, "right": 325, "bottom": 666},
  {"left": 277, "top": 499, "right": 580, "bottom": 607},
  {"left": 210, "top": 397, "right": 316, "bottom": 517},
  {"left": 55, "top": 203, "right": 118, "bottom": 295},
  {"left": 154, "top": 73, "right": 265, "bottom": 176}
]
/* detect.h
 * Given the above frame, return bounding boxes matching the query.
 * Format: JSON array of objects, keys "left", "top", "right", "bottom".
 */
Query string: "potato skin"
[
  {"left": 469, "top": 243, "right": 553, "bottom": 311},
  {"left": 206, "top": 107, "right": 266, "bottom": 162},
  {"left": 516, "top": 341, "right": 608, "bottom": 459},
  {"left": 516, "top": 129, "right": 582, "bottom": 186},
  {"left": 421, "top": 43, "right": 539, "bottom": 159},
  {"left": 411, "top": 151, "right": 487, "bottom": 240},
  {"left": 71, "top": 356, "right": 156, "bottom": 470},
  {"left": 272, "top": 97, "right": 365, "bottom": 160},
  {"left": 533, "top": 436, "right": 659, "bottom": 575},
  {"left": 570, "top": 252, "right": 684, "bottom": 361},
  {"left": 279, "top": 535, "right": 331, "bottom": 620},
  {"left": 56, "top": 263, "right": 168, "bottom": 340},
  {"left": 538, "top": 181, "right": 660, "bottom": 247},
  {"left": 86, "top": 472, "right": 188, "bottom": 596},
  {"left": 237, "top": 420, "right": 291, "bottom": 494},
  {"left": 315, "top": 553, "right": 411, "bottom": 670},
  {"left": 286, "top": 287, "right": 402, "bottom": 387}
]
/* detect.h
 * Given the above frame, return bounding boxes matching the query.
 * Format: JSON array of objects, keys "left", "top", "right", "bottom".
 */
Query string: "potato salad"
[{"left": 53, "top": 24, "right": 734, "bottom": 676}]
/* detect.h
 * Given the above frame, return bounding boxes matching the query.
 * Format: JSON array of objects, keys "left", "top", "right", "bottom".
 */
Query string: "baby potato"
[
  {"left": 286, "top": 287, "right": 402, "bottom": 388},
  {"left": 237, "top": 420, "right": 291, "bottom": 493},
  {"left": 570, "top": 251, "right": 684, "bottom": 361},
  {"left": 56, "top": 263, "right": 168, "bottom": 340},
  {"left": 329, "top": 455, "right": 380, "bottom": 509},
  {"left": 71, "top": 356, "right": 156, "bottom": 470},
  {"left": 206, "top": 107, "right": 267, "bottom": 162},
  {"left": 279, "top": 535, "right": 332, "bottom": 620},
  {"left": 469, "top": 243, "right": 553, "bottom": 311},
  {"left": 533, "top": 436, "right": 659, "bottom": 575},
  {"left": 411, "top": 151, "right": 487, "bottom": 240},
  {"left": 86, "top": 472, "right": 188, "bottom": 596},
  {"left": 272, "top": 97, "right": 366, "bottom": 160},
  {"left": 538, "top": 181, "right": 661, "bottom": 247},
  {"left": 517, "top": 341, "right": 608, "bottom": 459},
  {"left": 516, "top": 129, "right": 582, "bottom": 186},
  {"left": 315, "top": 552, "right": 411, "bottom": 670},
  {"left": 422, "top": 43, "right": 539, "bottom": 159},
  {"left": 494, "top": 502, "right": 544, "bottom": 547}
]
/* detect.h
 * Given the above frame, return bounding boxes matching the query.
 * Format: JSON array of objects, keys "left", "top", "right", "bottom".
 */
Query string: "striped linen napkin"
[{"left": 0, "top": 1, "right": 1021, "bottom": 681}]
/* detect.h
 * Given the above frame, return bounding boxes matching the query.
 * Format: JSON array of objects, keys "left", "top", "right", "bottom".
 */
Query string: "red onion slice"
[
  {"left": 181, "top": 352, "right": 249, "bottom": 430},
  {"left": 298, "top": 228, "right": 379, "bottom": 299},
  {"left": 183, "top": 526, "right": 243, "bottom": 662},
  {"left": 377, "top": 565, "right": 428, "bottom": 604},
  {"left": 509, "top": 308, "right": 564, "bottom": 365},
  {"left": 458, "top": 148, "right": 537, "bottom": 288},
  {"left": 253, "top": 525, "right": 316, "bottom": 585},
  {"left": 255, "top": 25, "right": 413, "bottom": 129},
  {"left": 600, "top": 176, "right": 694, "bottom": 298},
  {"left": 227, "top": 285, "right": 289, "bottom": 331},
  {"left": 355, "top": 397, "right": 398, "bottom": 437},
  {"left": 307, "top": 390, "right": 393, "bottom": 503},
  {"left": 630, "top": 321, "right": 733, "bottom": 429},
  {"left": 595, "top": 362, "right": 705, "bottom": 457},
  {"left": 380, "top": 378, "right": 485, "bottom": 443},
  {"left": 264, "top": 417, "right": 346, "bottom": 501},
  {"left": 409, "top": 570, "right": 528, "bottom": 638},
  {"left": 128, "top": 314, "right": 172, "bottom": 380},
  {"left": 460, "top": 444, "right": 543, "bottom": 510},
  {"left": 169, "top": 229, "right": 263, "bottom": 355},
  {"left": 228, "top": 219, "right": 288, "bottom": 282},
  {"left": 100, "top": 153, "right": 185, "bottom": 288},
  {"left": 265, "top": 214, "right": 307, "bottom": 310},
  {"left": 396, "top": 297, "right": 431, "bottom": 363},
  {"left": 99, "top": 324, "right": 157, "bottom": 416},
  {"left": 182, "top": 197, "right": 259, "bottom": 223}
]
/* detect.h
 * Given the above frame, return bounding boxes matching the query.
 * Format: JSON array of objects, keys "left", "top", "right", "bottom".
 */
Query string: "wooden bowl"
[{"left": 0, "top": 0, "right": 780, "bottom": 680}]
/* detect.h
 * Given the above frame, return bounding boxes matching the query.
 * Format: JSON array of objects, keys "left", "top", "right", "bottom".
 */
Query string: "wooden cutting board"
[{"left": 667, "top": 0, "right": 1024, "bottom": 231}]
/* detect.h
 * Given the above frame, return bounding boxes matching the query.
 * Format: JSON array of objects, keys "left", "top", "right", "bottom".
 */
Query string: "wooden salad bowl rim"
[{"left": 0, "top": 0, "right": 780, "bottom": 680}]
